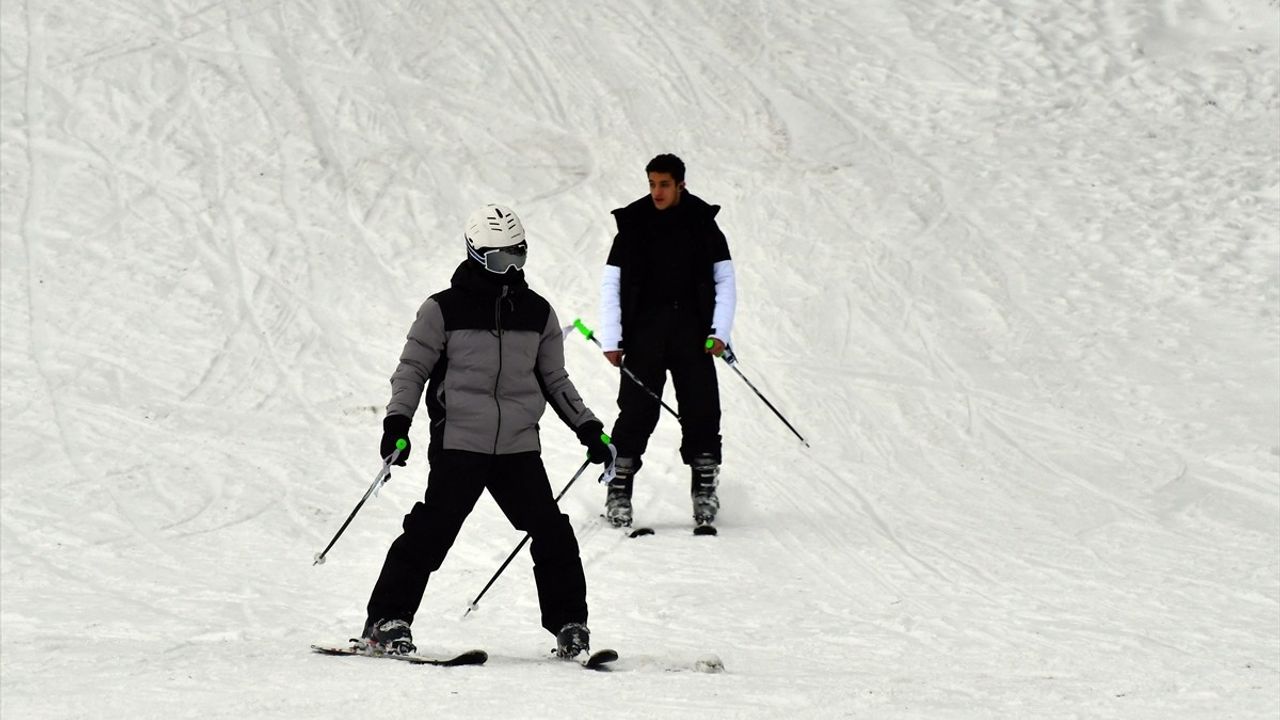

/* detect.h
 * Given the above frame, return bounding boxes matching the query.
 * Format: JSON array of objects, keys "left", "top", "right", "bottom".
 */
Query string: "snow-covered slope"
[{"left": 2, "top": 1, "right": 1277, "bottom": 718}]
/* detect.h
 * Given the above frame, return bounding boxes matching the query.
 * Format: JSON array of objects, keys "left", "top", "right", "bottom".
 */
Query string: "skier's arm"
[
  {"left": 706, "top": 218, "right": 735, "bottom": 346},
  {"left": 598, "top": 231, "right": 624, "bottom": 352},
  {"left": 598, "top": 264, "right": 622, "bottom": 352},
  {"left": 709, "top": 261, "right": 736, "bottom": 347},
  {"left": 711, "top": 258, "right": 742, "bottom": 345},
  {"left": 386, "top": 298, "right": 446, "bottom": 420},
  {"left": 536, "top": 306, "right": 599, "bottom": 431}
]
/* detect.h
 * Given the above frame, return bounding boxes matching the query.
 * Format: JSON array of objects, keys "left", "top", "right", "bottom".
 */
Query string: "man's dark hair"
[{"left": 645, "top": 153, "right": 685, "bottom": 182}]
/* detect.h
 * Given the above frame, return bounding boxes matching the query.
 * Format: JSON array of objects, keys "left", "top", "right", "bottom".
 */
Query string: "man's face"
[{"left": 648, "top": 172, "right": 684, "bottom": 211}]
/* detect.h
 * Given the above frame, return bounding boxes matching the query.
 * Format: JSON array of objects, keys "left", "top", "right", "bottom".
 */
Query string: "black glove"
[
  {"left": 575, "top": 420, "right": 612, "bottom": 465},
  {"left": 380, "top": 415, "right": 412, "bottom": 466}
]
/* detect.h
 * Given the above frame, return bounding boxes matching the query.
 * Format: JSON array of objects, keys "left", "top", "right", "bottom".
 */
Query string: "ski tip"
[
  {"left": 693, "top": 524, "right": 718, "bottom": 536},
  {"left": 584, "top": 648, "right": 619, "bottom": 670},
  {"left": 628, "top": 527, "right": 655, "bottom": 538},
  {"left": 445, "top": 649, "right": 489, "bottom": 666},
  {"left": 553, "top": 647, "right": 619, "bottom": 670}
]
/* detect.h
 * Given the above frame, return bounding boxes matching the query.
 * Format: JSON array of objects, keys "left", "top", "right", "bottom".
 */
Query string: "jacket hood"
[
  {"left": 449, "top": 259, "right": 528, "bottom": 297},
  {"left": 612, "top": 191, "right": 720, "bottom": 232}
]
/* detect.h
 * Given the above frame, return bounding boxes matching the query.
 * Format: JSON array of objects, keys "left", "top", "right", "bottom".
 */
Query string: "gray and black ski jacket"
[{"left": 386, "top": 261, "right": 598, "bottom": 455}]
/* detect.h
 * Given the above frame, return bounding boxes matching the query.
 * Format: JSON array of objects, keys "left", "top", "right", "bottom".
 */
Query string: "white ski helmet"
[{"left": 464, "top": 204, "right": 528, "bottom": 274}]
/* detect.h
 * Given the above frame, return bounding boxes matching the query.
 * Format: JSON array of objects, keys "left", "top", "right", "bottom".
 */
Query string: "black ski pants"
[
  {"left": 611, "top": 305, "right": 722, "bottom": 466},
  {"left": 365, "top": 449, "right": 587, "bottom": 636}
]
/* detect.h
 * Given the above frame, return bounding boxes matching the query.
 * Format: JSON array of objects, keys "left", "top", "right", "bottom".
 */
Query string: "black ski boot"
[
  {"left": 690, "top": 454, "right": 720, "bottom": 525},
  {"left": 604, "top": 457, "right": 637, "bottom": 528},
  {"left": 555, "top": 622, "right": 591, "bottom": 659},
  {"left": 362, "top": 618, "right": 416, "bottom": 655}
]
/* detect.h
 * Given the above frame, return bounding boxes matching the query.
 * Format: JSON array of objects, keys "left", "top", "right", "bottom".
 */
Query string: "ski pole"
[
  {"left": 463, "top": 457, "right": 595, "bottom": 617},
  {"left": 715, "top": 343, "right": 811, "bottom": 448},
  {"left": 313, "top": 441, "right": 405, "bottom": 566},
  {"left": 570, "top": 318, "right": 679, "bottom": 419}
]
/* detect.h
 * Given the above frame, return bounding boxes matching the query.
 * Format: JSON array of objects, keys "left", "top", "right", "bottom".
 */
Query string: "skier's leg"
[
  {"left": 668, "top": 323, "right": 723, "bottom": 523},
  {"left": 365, "top": 449, "right": 488, "bottom": 627},
  {"left": 609, "top": 349, "right": 666, "bottom": 462},
  {"left": 604, "top": 454, "right": 639, "bottom": 527},
  {"left": 669, "top": 338, "right": 722, "bottom": 468},
  {"left": 606, "top": 339, "right": 665, "bottom": 524},
  {"left": 487, "top": 453, "right": 588, "bottom": 636}
]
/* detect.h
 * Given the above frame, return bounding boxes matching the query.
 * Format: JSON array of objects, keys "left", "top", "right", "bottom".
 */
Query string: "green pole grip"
[
  {"left": 600, "top": 433, "right": 611, "bottom": 444},
  {"left": 572, "top": 318, "right": 593, "bottom": 338},
  {"left": 395, "top": 438, "right": 407, "bottom": 450},
  {"left": 705, "top": 338, "right": 715, "bottom": 349}
]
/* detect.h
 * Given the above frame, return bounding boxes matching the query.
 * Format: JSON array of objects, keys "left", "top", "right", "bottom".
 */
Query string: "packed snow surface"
[{"left": 2, "top": 0, "right": 1278, "bottom": 718}]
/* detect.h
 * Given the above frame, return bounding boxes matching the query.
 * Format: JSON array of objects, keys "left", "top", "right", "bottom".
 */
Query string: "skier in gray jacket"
[{"left": 361, "top": 204, "right": 611, "bottom": 662}]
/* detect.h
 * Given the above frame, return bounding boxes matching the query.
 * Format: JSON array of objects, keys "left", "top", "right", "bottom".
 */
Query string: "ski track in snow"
[{"left": 2, "top": 0, "right": 1277, "bottom": 718}]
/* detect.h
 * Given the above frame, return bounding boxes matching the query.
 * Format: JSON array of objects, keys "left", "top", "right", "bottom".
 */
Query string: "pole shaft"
[
  {"left": 464, "top": 459, "right": 593, "bottom": 614},
  {"left": 720, "top": 347, "right": 810, "bottom": 448},
  {"left": 573, "top": 320, "right": 679, "bottom": 419},
  {"left": 728, "top": 363, "right": 810, "bottom": 447},
  {"left": 314, "top": 447, "right": 402, "bottom": 565}
]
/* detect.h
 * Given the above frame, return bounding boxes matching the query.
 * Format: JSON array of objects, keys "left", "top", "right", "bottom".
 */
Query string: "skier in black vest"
[
  {"left": 596, "top": 154, "right": 737, "bottom": 529},
  {"left": 362, "top": 204, "right": 611, "bottom": 661}
]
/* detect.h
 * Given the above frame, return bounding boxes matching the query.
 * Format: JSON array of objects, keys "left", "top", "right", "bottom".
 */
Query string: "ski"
[
  {"left": 566, "top": 648, "right": 618, "bottom": 670},
  {"left": 693, "top": 521, "right": 718, "bottom": 536},
  {"left": 311, "top": 643, "right": 487, "bottom": 667}
]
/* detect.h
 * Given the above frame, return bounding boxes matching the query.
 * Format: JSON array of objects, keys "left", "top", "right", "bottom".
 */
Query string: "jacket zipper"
[{"left": 491, "top": 286, "right": 507, "bottom": 454}]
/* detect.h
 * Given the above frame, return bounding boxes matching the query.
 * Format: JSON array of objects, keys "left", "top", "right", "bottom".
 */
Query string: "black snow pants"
[
  {"left": 365, "top": 449, "right": 587, "bottom": 635},
  {"left": 610, "top": 304, "right": 722, "bottom": 466}
]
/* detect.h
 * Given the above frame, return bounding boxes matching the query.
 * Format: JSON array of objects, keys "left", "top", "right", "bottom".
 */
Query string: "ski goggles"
[{"left": 467, "top": 240, "right": 528, "bottom": 273}]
